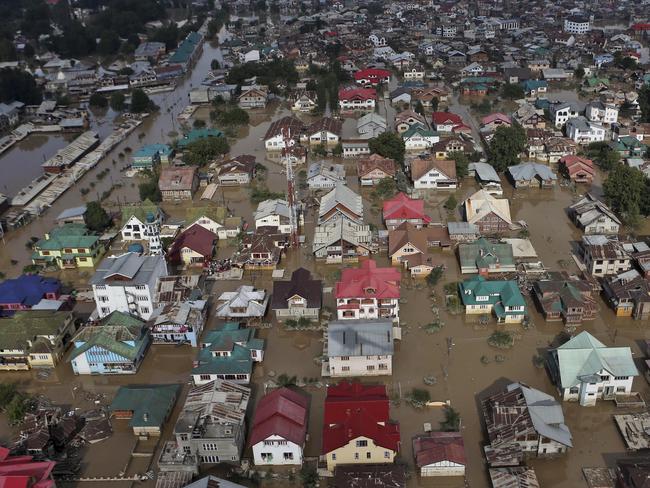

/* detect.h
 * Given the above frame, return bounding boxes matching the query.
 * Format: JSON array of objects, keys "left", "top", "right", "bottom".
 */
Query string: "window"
[
  {"left": 179, "top": 434, "right": 188, "bottom": 441},
  {"left": 356, "top": 440, "right": 368, "bottom": 447},
  {"left": 203, "top": 443, "right": 218, "bottom": 451},
  {"left": 354, "top": 453, "right": 359, "bottom": 460},
  {"left": 384, "top": 451, "right": 390, "bottom": 459},
  {"left": 617, "top": 386, "right": 626, "bottom": 392},
  {"left": 340, "top": 356, "right": 350, "bottom": 361},
  {"left": 283, "top": 452, "right": 294, "bottom": 461},
  {"left": 183, "top": 446, "right": 191, "bottom": 454},
  {"left": 101, "top": 307, "right": 110, "bottom": 315},
  {"left": 140, "top": 307, "right": 150, "bottom": 315},
  {"left": 199, "top": 374, "right": 212, "bottom": 381},
  {"left": 341, "top": 366, "right": 350, "bottom": 372},
  {"left": 378, "top": 363, "right": 388, "bottom": 370},
  {"left": 367, "top": 365, "right": 375, "bottom": 371}
]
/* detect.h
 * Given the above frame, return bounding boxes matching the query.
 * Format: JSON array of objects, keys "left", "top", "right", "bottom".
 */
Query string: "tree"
[
  {"left": 184, "top": 137, "right": 230, "bottom": 165},
  {"left": 89, "top": 93, "right": 108, "bottom": 108},
  {"left": 426, "top": 266, "right": 444, "bottom": 287},
  {"left": 501, "top": 82, "right": 524, "bottom": 100},
  {"left": 574, "top": 66, "right": 585, "bottom": 79},
  {"left": 448, "top": 151, "right": 468, "bottom": 178},
  {"left": 7, "top": 393, "right": 30, "bottom": 425},
  {"left": 0, "top": 68, "right": 42, "bottom": 104},
  {"left": 0, "top": 38, "right": 16, "bottom": 62},
  {"left": 639, "top": 85, "right": 650, "bottom": 123},
  {"left": 130, "top": 88, "right": 153, "bottom": 113},
  {"left": 440, "top": 406, "right": 461, "bottom": 431},
  {"left": 444, "top": 194, "right": 457, "bottom": 211},
  {"left": 430, "top": 97, "right": 439, "bottom": 112},
  {"left": 84, "top": 201, "right": 112, "bottom": 232},
  {"left": 373, "top": 178, "right": 397, "bottom": 200},
  {"left": 368, "top": 132, "right": 405, "bottom": 166},
  {"left": 586, "top": 141, "right": 620, "bottom": 171},
  {"left": 413, "top": 100, "right": 425, "bottom": 116},
  {"left": 332, "top": 143, "right": 343, "bottom": 156},
  {"left": 0, "top": 383, "right": 17, "bottom": 409},
  {"left": 212, "top": 107, "right": 250, "bottom": 126},
  {"left": 615, "top": 52, "right": 637, "bottom": 70},
  {"left": 138, "top": 179, "right": 161, "bottom": 203},
  {"left": 487, "top": 124, "right": 526, "bottom": 172},
  {"left": 210, "top": 59, "right": 220, "bottom": 70},
  {"left": 110, "top": 92, "right": 126, "bottom": 111},
  {"left": 98, "top": 31, "right": 121, "bottom": 56},
  {"left": 603, "top": 163, "right": 645, "bottom": 223}
]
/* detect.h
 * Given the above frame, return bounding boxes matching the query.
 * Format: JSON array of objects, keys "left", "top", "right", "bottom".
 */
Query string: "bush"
[
  {"left": 407, "top": 388, "right": 431, "bottom": 407},
  {"left": 488, "top": 330, "right": 514, "bottom": 349},
  {"left": 89, "top": 92, "right": 108, "bottom": 108},
  {"left": 444, "top": 194, "right": 457, "bottom": 211},
  {"left": 424, "top": 320, "right": 444, "bottom": 333},
  {"left": 426, "top": 266, "right": 444, "bottom": 287},
  {"left": 276, "top": 373, "right": 297, "bottom": 387},
  {"left": 440, "top": 405, "right": 460, "bottom": 431}
]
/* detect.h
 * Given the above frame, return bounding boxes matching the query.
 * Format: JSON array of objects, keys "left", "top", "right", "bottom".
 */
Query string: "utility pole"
[{"left": 282, "top": 128, "right": 299, "bottom": 248}]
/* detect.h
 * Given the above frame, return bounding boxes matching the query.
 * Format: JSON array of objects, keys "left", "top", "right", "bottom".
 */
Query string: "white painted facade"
[
  {"left": 413, "top": 168, "right": 457, "bottom": 189},
  {"left": 586, "top": 103, "right": 618, "bottom": 125},
  {"left": 404, "top": 133, "right": 440, "bottom": 152},
  {"left": 420, "top": 461, "right": 466, "bottom": 477},
  {"left": 252, "top": 435, "right": 303, "bottom": 466},
  {"left": 120, "top": 215, "right": 163, "bottom": 254},
  {"left": 328, "top": 354, "right": 392, "bottom": 377},
  {"left": 339, "top": 98, "right": 376, "bottom": 111},
  {"left": 566, "top": 118, "right": 606, "bottom": 144},
  {"left": 564, "top": 18, "right": 590, "bottom": 34},
  {"left": 336, "top": 297, "right": 400, "bottom": 323},
  {"left": 561, "top": 369, "right": 634, "bottom": 406}
]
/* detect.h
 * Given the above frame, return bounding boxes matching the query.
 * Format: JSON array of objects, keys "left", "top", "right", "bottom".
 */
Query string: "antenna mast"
[{"left": 282, "top": 128, "right": 299, "bottom": 247}]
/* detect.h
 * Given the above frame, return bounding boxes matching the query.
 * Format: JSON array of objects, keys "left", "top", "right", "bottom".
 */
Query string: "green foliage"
[
  {"left": 488, "top": 330, "right": 514, "bottom": 349},
  {"left": 615, "top": 52, "right": 637, "bottom": 70},
  {"left": 0, "top": 68, "right": 42, "bottom": 104},
  {"left": 0, "top": 38, "right": 16, "bottom": 62},
  {"left": 440, "top": 406, "right": 461, "bottom": 431},
  {"left": 193, "top": 119, "right": 206, "bottom": 129},
  {"left": 110, "top": 92, "right": 126, "bottom": 111},
  {"left": 369, "top": 132, "right": 405, "bottom": 166},
  {"left": 250, "top": 185, "right": 284, "bottom": 204},
  {"left": 574, "top": 66, "right": 585, "bottom": 79},
  {"left": 276, "top": 373, "right": 297, "bottom": 387},
  {"left": 150, "top": 23, "right": 179, "bottom": 50},
  {"left": 84, "top": 201, "right": 112, "bottom": 232},
  {"left": 488, "top": 124, "right": 526, "bottom": 172},
  {"left": 372, "top": 178, "right": 397, "bottom": 200},
  {"left": 211, "top": 106, "right": 250, "bottom": 126},
  {"left": 444, "top": 194, "right": 457, "bottom": 211},
  {"left": 7, "top": 393, "right": 31, "bottom": 425},
  {"left": 426, "top": 266, "right": 444, "bottom": 287},
  {"left": 430, "top": 97, "right": 439, "bottom": 112},
  {"left": 89, "top": 93, "right": 108, "bottom": 108},
  {"left": 408, "top": 388, "right": 431, "bottom": 407},
  {"left": 424, "top": 320, "right": 444, "bottom": 333},
  {"left": 332, "top": 143, "right": 343, "bottom": 156},
  {"left": 138, "top": 172, "right": 162, "bottom": 203},
  {"left": 184, "top": 137, "right": 230, "bottom": 165},
  {"left": 0, "top": 383, "right": 17, "bottom": 409},
  {"left": 300, "top": 466, "right": 318, "bottom": 488},
  {"left": 130, "top": 88, "right": 154, "bottom": 113},
  {"left": 413, "top": 100, "right": 425, "bottom": 116},
  {"left": 92, "top": 0, "right": 166, "bottom": 39},
  {"left": 603, "top": 163, "right": 646, "bottom": 223},
  {"left": 448, "top": 151, "right": 469, "bottom": 178},
  {"left": 501, "top": 83, "right": 525, "bottom": 100},
  {"left": 210, "top": 59, "right": 221, "bottom": 70},
  {"left": 586, "top": 141, "right": 620, "bottom": 171},
  {"left": 639, "top": 85, "right": 650, "bottom": 123},
  {"left": 226, "top": 58, "right": 298, "bottom": 87},
  {"left": 98, "top": 30, "right": 121, "bottom": 56}
]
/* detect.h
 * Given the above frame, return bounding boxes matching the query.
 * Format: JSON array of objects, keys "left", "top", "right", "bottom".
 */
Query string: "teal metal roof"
[{"left": 109, "top": 384, "right": 181, "bottom": 429}]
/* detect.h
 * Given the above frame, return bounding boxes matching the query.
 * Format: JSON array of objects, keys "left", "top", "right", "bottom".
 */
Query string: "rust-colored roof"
[{"left": 410, "top": 157, "right": 456, "bottom": 181}]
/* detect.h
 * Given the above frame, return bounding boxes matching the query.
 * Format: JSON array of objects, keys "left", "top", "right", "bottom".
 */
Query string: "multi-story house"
[
  {"left": 263, "top": 116, "right": 304, "bottom": 151},
  {"left": 559, "top": 155, "right": 595, "bottom": 184},
  {"left": 566, "top": 117, "right": 606, "bottom": 144},
  {"left": 191, "top": 323, "right": 265, "bottom": 385},
  {"left": 357, "top": 154, "right": 396, "bottom": 186},
  {"left": 238, "top": 87, "right": 268, "bottom": 109},
  {"left": 120, "top": 200, "right": 165, "bottom": 255},
  {"left": 303, "top": 118, "right": 343, "bottom": 147},
  {"left": 0, "top": 311, "right": 76, "bottom": 370},
  {"left": 335, "top": 260, "right": 401, "bottom": 323},
  {"left": 255, "top": 199, "right": 292, "bottom": 234},
  {"left": 464, "top": 189, "right": 512, "bottom": 234},
  {"left": 318, "top": 184, "right": 364, "bottom": 225},
  {"left": 388, "top": 223, "right": 450, "bottom": 277},
  {"left": 383, "top": 192, "right": 431, "bottom": 230},
  {"left": 532, "top": 277, "right": 597, "bottom": 325},
  {"left": 402, "top": 125, "right": 440, "bottom": 152},
  {"left": 307, "top": 162, "right": 346, "bottom": 190},
  {"left": 249, "top": 388, "right": 309, "bottom": 466},
  {"left": 564, "top": 15, "right": 590, "bottom": 34},
  {"left": 602, "top": 270, "right": 650, "bottom": 320},
  {"left": 326, "top": 320, "right": 394, "bottom": 377},
  {"left": 578, "top": 235, "right": 631, "bottom": 277},
  {"left": 215, "top": 286, "right": 269, "bottom": 319},
  {"left": 569, "top": 194, "right": 621, "bottom": 235},
  {"left": 585, "top": 101, "right": 618, "bottom": 126},
  {"left": 356, "top": 113, "right": 386, "bottom": 138},
  {"left": 91, "top": 253, "right": 168, "bottom": 320},
  {"left": 0, "top": 275, "right": 62, "bottom": 314},
  {"left": 458, "top": 238, "right": 516, "bottom": 275},
  {"left": 338, "top": 87, "right": 376, "bottom": 111},
  {"left": 271, "top": 268, "right": 322, "bottom": 321},
  {"left": 216, "top": 155, "right": 256, "bottom": 186},
  {"left": 322, "top": 381, "right": 400, "bottom": 472},
  {"left": 169, "top": 379, "right": 250, "bottom": 465},
  {"left": 159, "top": 167, "right": 198, "bottom": 201},
  {"left": 149, "top": 300, "right": 207, "bottom": 347},
  {"left": 69, "top": 311, "right": 151, "bottom": 375},
  {"left": 312, "top": 218, "right": 374, "bottom": 263},
  {"left": 31, "top": 223, "right": 104, "bottom": 269},
  {"left": 410, "top": 157, "right": 457, "bottom": 189},
  {"left": 550, "top": 102, "right": 580, "bottom": 128},
  {"left": 482, "top": 383, "right": 572, "bottom": 458},
  {"left": 353, "top": 68, "right": 391, "bottom": 86},
  {"left": 186, "top": 206, "right": 242, "bottom": 240},
  {"left": 548, "top": 331, "right": 638, "bottom": 406},
  {"left": 459, "top": 276, "right": 526, "bottom": 324}
]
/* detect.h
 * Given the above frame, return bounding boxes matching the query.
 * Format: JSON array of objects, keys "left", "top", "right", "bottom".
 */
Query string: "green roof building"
[
  {"left": 32, "top": 223, "right": 104, "bottom": 270},
  {"left": 459, "top": 276, "right": 526, "bottom": 324},
  {"left": 109, "top": 384, "right": 181, "bottom": 435},
  {"left": 177, "top": 128, "right": 225, "bottom": 148},
  {"left": 458, "top": 238, "right": 516, "bottom": 275},
  {"left": 191, "top": 323, "right": 265, "bottom": 385}
]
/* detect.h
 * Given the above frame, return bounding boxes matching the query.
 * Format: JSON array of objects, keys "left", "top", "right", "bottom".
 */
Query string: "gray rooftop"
[
  {"left": 327, "top": 319, "right": 394, "bottom": 358},
  {"left": 91, "top": 253, "right": 166, "bottom": 287}
]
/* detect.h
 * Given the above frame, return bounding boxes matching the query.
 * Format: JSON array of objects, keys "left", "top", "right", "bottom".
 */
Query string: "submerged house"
[
  {"left": 271, "top": 268, "right": 322, "bottom": 321},
  {"left": 507, "top": 163, "right": 557, "bottom": 188},
  {"left": 532, "top": 277, "right": 597, "bottom": 325},
  {"left": 459, "top": 276, "right": 526, "bottom": 324},
  {"left": 458, "top": 238, "right": 515, "bottom": 275}
]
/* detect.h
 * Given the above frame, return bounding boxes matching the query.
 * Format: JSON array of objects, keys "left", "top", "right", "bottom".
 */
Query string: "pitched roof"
[
  {"left": 248, "top": 387, "right": 309, "bottom": 447},
  {"left": 307, "top": 117, "right": 343, "bottom": 136},
  {"left": 432, "top": 111, "right": 463, "bottom": 125},
  {"left": 271, "top": 268, "right": 322, "bottom": 310},
  {"left": 91, "top": 253, "right": 166, "bottom": 286},
  {"left": 327, "top": 320, "right": 394, "bottom": 357},
  {"left": 332, "top": 465, "right": 406, "bottom": 488},
  {"left": 357, "top": 154, "right": 396, "bottom": 178},
  {"left": 412, "top": 431, "right": 466, "bottom": 468},
  {"left": 319, "top": 184, "right": 363, "bottom": 221},
  {"left": 410, "top": 157, "right": 456, "bottom": 181},
  {"left": 552, "top": 331, "right": 638, "bottom": 388},
  {"left": 69, "top": 322, "right": 148, "bottom": 362},
  {"left": 507, "top": 162, "right": 557, "bottom": 182},
  {"left": 339, "top": 87, "right": 377, "bottom": 101},
  {"left": 109, "top": 384, "right": 180, "bottom": 429},
  {"left": 383, "top": 193, "right": 430, "bottom": 222},
  {"left": 158, "top": 166, "right": 197, "bottom": 191},
  {"left": 168, "top": 225, "right": 216, "bottom": 261},
  {"left": 322, "top": 409, "right": 400, "bottom": 453},
  {"left": 464, "top": 189, "right": 512, "bottom": 226},
  {"left": 264, "top": 116, "right": 304, "bottom": 140},
  {"left": 335, "top": 260, "right": 400, "bottom": 299},
  {"left": 0, "top": 275, "right": 61, "bottom": 307}
]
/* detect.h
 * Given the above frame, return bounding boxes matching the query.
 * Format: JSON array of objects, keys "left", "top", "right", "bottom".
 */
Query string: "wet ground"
[{"left": 2, "top": 29, "right": 650, "bottom": 488}]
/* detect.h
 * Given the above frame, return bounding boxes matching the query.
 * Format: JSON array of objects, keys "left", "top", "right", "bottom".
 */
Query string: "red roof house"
[
  {"left": 559, "top": 155, "right": 594, "bottom": 184},
  {"left": 354, "top": 68, "right": 391, "bottom": 86},
  {"left": 357, "top": 154, "right": 396, "bottom": 186},
  {"left": 322, "top": 381, "right": 400, "bottom": 471},
  {"left": 249, "top": 387, "right": 309, "bottom": 465},
  {"left": 412, "top": 431, "right": 466, "bottom": 477},
  {"left": 338, "top": 87, "right": 377, "bottom": 102},
  {"left": 0, "top": 447, "right": 56, "bottom": 488},
  {"left": 383, "top": 192, "right": 431, "bottom": 230},
  {"left": 168, "top": 225, "right": 217, "bottom": 266},
  {"left": 431, "top": 112, "right": 463, "bottom": 131},
  {"left": 335, "top": 260, "right": 401, "bottom": 300}
]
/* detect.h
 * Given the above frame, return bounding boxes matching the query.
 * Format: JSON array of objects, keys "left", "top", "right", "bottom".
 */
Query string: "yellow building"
[
  {"left": 32, "top": 223, "right": 104, "bottom": 269},
  {"left": 325, "top": 434, "right": 398, "bottom": 471}
]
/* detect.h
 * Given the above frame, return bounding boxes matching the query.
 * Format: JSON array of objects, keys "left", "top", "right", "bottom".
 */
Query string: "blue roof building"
[
  {"left": 0, "top": 275, "right": 62, "bottom": 315},
  {"left": 132, "top": 144, "right": 173, "bottom": 169}
]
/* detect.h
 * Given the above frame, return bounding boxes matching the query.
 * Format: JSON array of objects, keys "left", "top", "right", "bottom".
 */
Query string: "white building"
[
  {"left": 413, "top": 432, "right": 466, "bottom": 477},
  {"left": 403, "top": 67, "right": 425, "bottom": 80},
  {"left": 549, "top": 331, "right": 638, "bottom": 406},
  {"left": 307, "top": 161, "right": 346, "bottom": 189},
  {"left": 410, "top": 157, "right": 457, "bottom": 189},
  {"left": 91, "top": 253, "right": 168, "bottom": 320},
  {"left": 326, "top": 320, "right": 394, "bottom": 377},
  {"left": 254, "top": 199, "right": 291, "bottom": 234},
  {"left": 585, "top": 101, "right": 618, "bottom": 126},
  {"left": 550, "top": 102, "right": 580, "bottom": 128},
  {"left": 564, "top": 16, "right": 590, "bottom": 34},
  {"left": 120, "top": 207, "right": 164, "bottom": 255},
  {"left": 566, "top": 117, "right": 606, "bottom": 144}
]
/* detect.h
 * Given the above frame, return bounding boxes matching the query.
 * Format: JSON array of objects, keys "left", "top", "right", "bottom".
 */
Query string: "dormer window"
[{"left": 365, "top": 287, "right": 376, "bottom": 294}]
